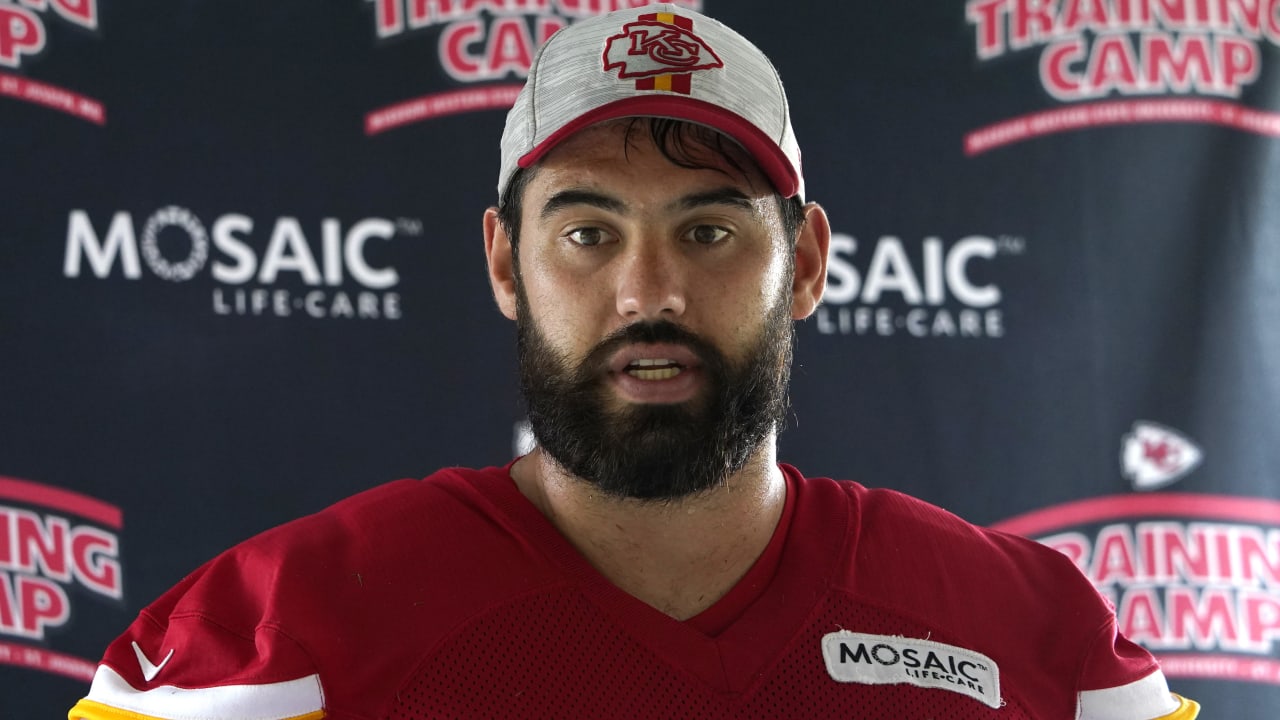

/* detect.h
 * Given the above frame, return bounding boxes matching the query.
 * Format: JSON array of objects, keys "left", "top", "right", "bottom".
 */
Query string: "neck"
[{"left": 511, "top": 440, "right": 786, "bottom": 621}]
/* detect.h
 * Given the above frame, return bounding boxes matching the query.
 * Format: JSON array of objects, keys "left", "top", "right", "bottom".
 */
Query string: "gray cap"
[{"left": 497, "top": 4, "right": 804, "bottom": 201}]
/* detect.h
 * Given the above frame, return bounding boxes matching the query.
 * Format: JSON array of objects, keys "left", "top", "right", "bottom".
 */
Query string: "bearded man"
[{"left": 72, "top": 5, "right": 1198, "bottom": 719}]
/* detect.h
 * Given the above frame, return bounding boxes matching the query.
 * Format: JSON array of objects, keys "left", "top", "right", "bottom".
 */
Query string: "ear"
[
  {"left": 483, "top": 207, "right": 519, "bottom": 321},
  {"left": 790, "top": 202, "right": 830, "bottom": 320}
]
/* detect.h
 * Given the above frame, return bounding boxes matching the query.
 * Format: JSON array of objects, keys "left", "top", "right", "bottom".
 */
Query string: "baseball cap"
[{"left": 497, "top": 3, "right": 804, "bottom": 201}]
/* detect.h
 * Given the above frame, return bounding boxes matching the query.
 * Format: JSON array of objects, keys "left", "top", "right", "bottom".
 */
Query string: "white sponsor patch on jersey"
[{"left": 821, "top": 631, "right": 1001, "bottom": 708}]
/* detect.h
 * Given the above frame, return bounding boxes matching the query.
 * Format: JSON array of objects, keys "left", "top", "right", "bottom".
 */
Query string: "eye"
[
  {"left": 563, "top": 227, "right": 615, "bottom": 247},
  {"left": 685, "top": 225, "right": 730, "bottom": 245}
]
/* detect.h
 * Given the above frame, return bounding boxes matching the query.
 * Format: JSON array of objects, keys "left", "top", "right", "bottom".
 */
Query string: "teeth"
[
  {"left": 632, "top": 358, "right": 676, "bottom": 367},
  {"left": 624, "top": 358, "right": 683, "bottom": 380},
  {"left": 629, "top": 366, "right": 681, "bottom": 380}
]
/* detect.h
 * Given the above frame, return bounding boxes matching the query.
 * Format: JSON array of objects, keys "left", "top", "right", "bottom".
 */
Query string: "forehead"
[{"left": 524, "top": 119, "right": 776, "bottom": 205}]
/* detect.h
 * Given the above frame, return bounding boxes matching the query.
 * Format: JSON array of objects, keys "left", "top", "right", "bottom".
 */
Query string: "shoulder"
[
  {"left": 282, "top": 464, "right": 505, "bottom": 533},
  {"left": 792, "top": 470, "right": 1092, "bottom": 596},
  {"left": 789, "top": 469, "right": 1177, "bottom": 715},
  {"left": 80, "top": 465, "right": 555, "bottom": 716},
  {"left": 790, "top": 469, "right": 1119, "bottom": 658},
  {"left": 238, "top": 465, "right": 516, "bottom": 569},
  {"left": 180, "top": 465, "right": 540, "bottom": 624}
]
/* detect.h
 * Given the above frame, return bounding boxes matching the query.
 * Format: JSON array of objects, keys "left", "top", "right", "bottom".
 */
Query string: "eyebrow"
[
  {"left": 673, "top": 187, "right": 757, "bottom": 213},
  {"left": 539, "top": 186, "right": 759, "bottom": 220},
  {"left": 540, "top": 190, "right": 625, "bottom": 220}
]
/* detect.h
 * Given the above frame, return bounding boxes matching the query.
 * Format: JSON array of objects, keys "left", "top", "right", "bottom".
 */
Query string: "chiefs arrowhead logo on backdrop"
[
  {"left": 603, "top": 17, "right": 723, "bottom": 79},
  {"left": 1121, "top": 421, "right": 1204, "bottom": 490}
]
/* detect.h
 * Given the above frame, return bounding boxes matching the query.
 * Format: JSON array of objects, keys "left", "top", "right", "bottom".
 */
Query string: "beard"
[{"left": 515, "top": 286, "right": 794, "bottom": 502}]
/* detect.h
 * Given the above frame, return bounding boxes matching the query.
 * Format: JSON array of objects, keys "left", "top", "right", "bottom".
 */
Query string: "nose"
[{"left": 615, "top": 241, "right": 687, "bottom": 320}]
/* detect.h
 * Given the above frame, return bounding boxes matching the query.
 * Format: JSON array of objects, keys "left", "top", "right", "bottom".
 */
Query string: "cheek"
[
  {"left": 758, "top": 253, "right": 792, "bottom": 308},
  {"left": 517, "top": 262, "right": 607, "bottom": 356},
  {"left": 697, "top": 260, "right": 788, "bottom": 351},
  {"left": 518, "top": 247, "right": 570, "bottom": 309},
  {"left": 720, "top": 251, "right": 791, "bottom": 320}
]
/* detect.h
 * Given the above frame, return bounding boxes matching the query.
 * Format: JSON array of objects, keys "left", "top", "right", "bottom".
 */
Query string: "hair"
[{"left": 497, "top": 118, "right": 805, "bottom": 254}]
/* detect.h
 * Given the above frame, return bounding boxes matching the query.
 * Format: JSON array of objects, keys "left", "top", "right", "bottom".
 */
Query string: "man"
[{"left": 71, "top": 5, "right": 1198, "bottom": 719}]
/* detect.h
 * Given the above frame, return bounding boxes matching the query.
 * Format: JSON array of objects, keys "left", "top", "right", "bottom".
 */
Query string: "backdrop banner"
[{"left": 3, "top": 1, "right": 1277, "bottom": 716}]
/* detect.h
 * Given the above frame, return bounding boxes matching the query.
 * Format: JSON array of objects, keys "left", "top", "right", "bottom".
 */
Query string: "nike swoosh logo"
[{"left": 132, "top": 641, "right": 174, "bottom": 682}]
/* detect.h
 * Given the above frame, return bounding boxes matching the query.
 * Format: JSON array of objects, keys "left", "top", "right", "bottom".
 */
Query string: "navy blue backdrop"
[{"left": 3, "top": 1, "right": 1278, "bottom": 716}]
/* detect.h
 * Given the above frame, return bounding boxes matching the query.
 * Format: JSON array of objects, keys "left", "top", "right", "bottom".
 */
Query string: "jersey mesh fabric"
[{"left": 385, "top": 587, "right": 1037, "bottom": 719}]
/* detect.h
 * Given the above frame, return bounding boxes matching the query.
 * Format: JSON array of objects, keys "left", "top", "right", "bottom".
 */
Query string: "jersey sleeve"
[
  {"left": 1075, "top": 615, "right": 1200, "bottom": 719},
  {"left": 68, "top": 545, "right": 325, "bottom": 720}
]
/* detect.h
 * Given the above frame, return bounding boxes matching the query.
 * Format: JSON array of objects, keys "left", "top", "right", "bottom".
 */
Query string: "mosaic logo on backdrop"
[
  {"left": 992, "top": 423, "right": 1280, "bottom": 686},
  {"left": 62, "top": 206, "right": 420, "bottom": 320},
  {"left": 817, "top": 232, "right": 1027, "bottom": 339},
  {"left": 361, "top": 0, "right": 702, "bottom": 134},
  {"left": 0, "top": 0, "right": 105, "bottom": 124},
  {"left": 965, "top": 0, "right": 1280, "bottom": 153},
  {"left": 0, "top": 476, "right": 121, "bottom": 683}
]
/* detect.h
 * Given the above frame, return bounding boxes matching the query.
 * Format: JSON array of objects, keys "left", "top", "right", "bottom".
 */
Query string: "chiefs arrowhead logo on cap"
[{"left": 603, "top": 12, "right": 723, "bottom": 94}]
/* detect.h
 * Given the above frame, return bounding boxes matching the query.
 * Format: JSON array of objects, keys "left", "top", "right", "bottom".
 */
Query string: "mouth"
[
  {"left": 609, "top": 343, "right": 701, "bottom": 378},
  {"left": 624, "top": 358, "right": 685, "bottom": 381},
  {"left": 606, "top": 343, "right": 703, "bottom": 402}
]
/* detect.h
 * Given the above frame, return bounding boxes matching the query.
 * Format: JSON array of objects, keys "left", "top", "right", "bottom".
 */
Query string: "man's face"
[{"left": 503, "top": 120, "right": 801, "bottom": 501}]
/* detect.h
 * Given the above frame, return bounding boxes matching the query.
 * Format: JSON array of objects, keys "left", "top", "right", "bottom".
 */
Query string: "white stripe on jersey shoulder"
[
  {"left": 1077, "top": 669, "right": 1198, "bottom": 719},
  {"left": 71, "top": 665, "right": 324, "bottom": 720}
]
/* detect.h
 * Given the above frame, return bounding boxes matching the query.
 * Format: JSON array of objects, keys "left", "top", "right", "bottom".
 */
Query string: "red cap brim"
[{"left": 517, "top": 96, "right": 801, "bottom": 199}]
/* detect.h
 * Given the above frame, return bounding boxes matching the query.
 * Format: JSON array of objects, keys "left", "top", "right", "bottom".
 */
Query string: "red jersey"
[{"left": 70, "top": 465, "right": 1198, "bottom": 719}]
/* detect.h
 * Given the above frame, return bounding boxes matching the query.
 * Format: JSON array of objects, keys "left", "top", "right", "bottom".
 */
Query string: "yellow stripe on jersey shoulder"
[
  {"left": 1153, "top": 693, "right": 1200, "bottom": 719},
  {"left": 69, "top": 698, "right": 326, "bottom": 720},
  {"left": 69, "top": 698, "right": 155, "bottom": 720}
]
